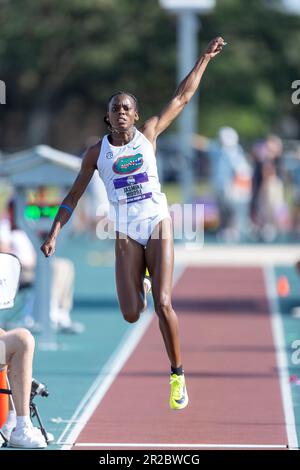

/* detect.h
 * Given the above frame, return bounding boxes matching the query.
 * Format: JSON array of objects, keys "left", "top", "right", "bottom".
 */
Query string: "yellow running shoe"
[
  {"left": 169, "top": 373, "right": 189, "bottom": 410},
  {"left": 143, "top": 268, "right": 152, "bottom": 295},
  {"left": 142, "top": 268, "right": 152, "bottom": 312}
]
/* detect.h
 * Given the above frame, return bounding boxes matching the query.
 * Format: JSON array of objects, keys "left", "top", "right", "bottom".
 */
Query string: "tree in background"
[
  {"left": 0, "top": 0, "right": 299, "bottom": 152},
  {"left": 200, "top": 0, "right": 300, "bottom": 140},
  {"left": 0, "top": 0, "right": 175, "bottom": 151}
]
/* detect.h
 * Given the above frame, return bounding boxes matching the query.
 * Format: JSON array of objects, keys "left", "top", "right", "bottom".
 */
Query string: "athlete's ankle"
[{"left": 171, "top": 365, "right": 183, "bottom": 376}]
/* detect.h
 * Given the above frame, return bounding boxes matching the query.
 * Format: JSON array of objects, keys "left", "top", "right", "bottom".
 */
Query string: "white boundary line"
[
  {"left": 57, "top": 266, "right": 185, "bottom": 450},
  {"left": 263, "top": 266, "right": 299, "bottom": 451},
  {"left": 175, "top": 244, "right": 300, "bottom": 266},
  {"left": 73, "top": 442, "right": 287, "bottom": 449}
]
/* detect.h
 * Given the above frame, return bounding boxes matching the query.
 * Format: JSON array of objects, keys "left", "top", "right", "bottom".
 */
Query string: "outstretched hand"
[
  {"left": 204, "top": 36, "right": 226, "bottom": 59},
  {"left": 40, "top": 236, "right": 56, "bottom": 257}
]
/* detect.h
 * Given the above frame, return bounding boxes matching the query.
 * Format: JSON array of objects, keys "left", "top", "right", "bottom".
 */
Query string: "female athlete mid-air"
[{"left": 41, "top": 36, "right": 226, "bottom": 410}]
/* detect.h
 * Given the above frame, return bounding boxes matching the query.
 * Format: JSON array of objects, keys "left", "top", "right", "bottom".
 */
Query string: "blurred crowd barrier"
[
  {"left": 158, "top": 129, "right": 300, "bottom": 243},
  {"left": 1, "top": 132, "right": 300, "bottom": 244}
]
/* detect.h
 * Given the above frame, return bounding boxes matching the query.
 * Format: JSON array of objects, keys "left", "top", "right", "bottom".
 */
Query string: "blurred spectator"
[
  {"left": 283, "top": 143, "right": 300, "bottom": 235},
  {"left": 250, "top": 134, "right": 288, "bottom": 241},
  {"left": 0, "top": 203, "right": 83, "bottom": 334},
  {"left": 256, "top": 160, "right": 287, "bottom": 241},
  {"left": 249, "top": 139, "right": 268, "bottom": 228},
  {"left": 208, "top": 126, "right": 252, "bottom": 241}
]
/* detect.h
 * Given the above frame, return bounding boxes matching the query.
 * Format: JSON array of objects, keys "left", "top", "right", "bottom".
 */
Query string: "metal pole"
[{"left": 177, "top": 9, "right": 199, "bottom": 203}]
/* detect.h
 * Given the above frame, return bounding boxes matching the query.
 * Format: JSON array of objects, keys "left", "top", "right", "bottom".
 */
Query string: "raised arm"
[
  {"left": 40, "top": 142, "right": 100, "bottom": 257},
  {"left": 140, "top": 36, "right": 226, "bottom": 146}
]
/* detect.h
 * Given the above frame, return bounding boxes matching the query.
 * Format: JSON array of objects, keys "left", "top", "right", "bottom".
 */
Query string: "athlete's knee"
[
  {"left": 122, "top": 307, "right": 141, "bottom": 323},
  {"left": 121, "top": 297, "right": 145, "bottom": 323},
  {"left": 13, "top": 328, "right": 35, "bottom": 351},
  {"left": 155, "top": 294, "right": 173, "bottom": 319},
  {"left": 123, "top": 313, "right": 140, "bottom": 324},
  {"left": 121, "top": 302, "right": 143, "bottom": 324}
]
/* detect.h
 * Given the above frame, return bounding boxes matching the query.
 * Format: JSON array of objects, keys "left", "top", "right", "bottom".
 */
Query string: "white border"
[{"left": 73, "top": 442, "right": 287, "bottom": 449}]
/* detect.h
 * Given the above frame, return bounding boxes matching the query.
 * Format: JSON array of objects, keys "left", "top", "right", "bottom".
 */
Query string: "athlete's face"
[{"left": 107, "top": 94, "right": 139, "bottom": 132}]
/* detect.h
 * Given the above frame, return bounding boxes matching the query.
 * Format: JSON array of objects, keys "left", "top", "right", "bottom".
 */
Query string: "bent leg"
[
  {"left": 0, "top": 328, "right": 34, "bottom": 416},
  {"left": 145, "top": 218, "right": 182, "bottom": 369},
  {"left": 115, "top": 232, "right": 147, "bottom": 323}
]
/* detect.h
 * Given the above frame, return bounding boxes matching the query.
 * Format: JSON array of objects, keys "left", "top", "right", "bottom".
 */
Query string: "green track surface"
[{"left": 274, "top": 265, "right": 300, "bottom": 445}]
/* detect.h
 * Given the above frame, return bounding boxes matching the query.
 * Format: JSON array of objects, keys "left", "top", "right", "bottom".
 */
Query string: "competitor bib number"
[{"left": 113, "top": 172, "right": 152, "bottom": 204}]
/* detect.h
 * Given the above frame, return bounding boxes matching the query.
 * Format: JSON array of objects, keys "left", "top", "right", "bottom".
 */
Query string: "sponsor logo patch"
[{"left": 113, "top": 172, "right": 151, "bottom": 204}]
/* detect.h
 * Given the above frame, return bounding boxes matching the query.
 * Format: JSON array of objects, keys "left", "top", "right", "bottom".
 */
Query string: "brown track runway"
[{"left": 72, "top": 267, "right": 287, "bottom": 450}]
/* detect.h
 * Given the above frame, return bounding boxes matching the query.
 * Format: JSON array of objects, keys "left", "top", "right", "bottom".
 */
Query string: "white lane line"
[
  {"left": 57, "top": 266, "right": 185, "bottom": 450},
  {"left": 73, "top": 442, "right": 288, "bottom": 449},
  {"left": 263, "top": 266, "right": 299, "bottom": 451}
]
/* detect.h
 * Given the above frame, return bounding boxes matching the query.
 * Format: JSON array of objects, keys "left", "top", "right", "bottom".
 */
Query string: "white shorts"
[{"left": 110, "top": 192, "right": 170, "bottom": 246}]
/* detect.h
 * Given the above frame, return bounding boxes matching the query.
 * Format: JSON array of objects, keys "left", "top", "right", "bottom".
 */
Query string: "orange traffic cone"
[
  {"left": 0, "top": 368, "right": 9, "bottom": 428},
  {"left": 277, "top": 276, "right": 290, "bottom": 297}
]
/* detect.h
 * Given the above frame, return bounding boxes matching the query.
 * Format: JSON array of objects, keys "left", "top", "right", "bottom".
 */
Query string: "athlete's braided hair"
[{"left": 104, "top": 91, "right": 139, "bottom": 130}]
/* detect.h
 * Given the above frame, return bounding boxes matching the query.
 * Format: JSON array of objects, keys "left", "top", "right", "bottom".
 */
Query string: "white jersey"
[
  {"left": 98, "top": 129, "right": 161, "bottom": 203},
  {"left": 97, "top": 129, "right": 169, "bottom": 235}
]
